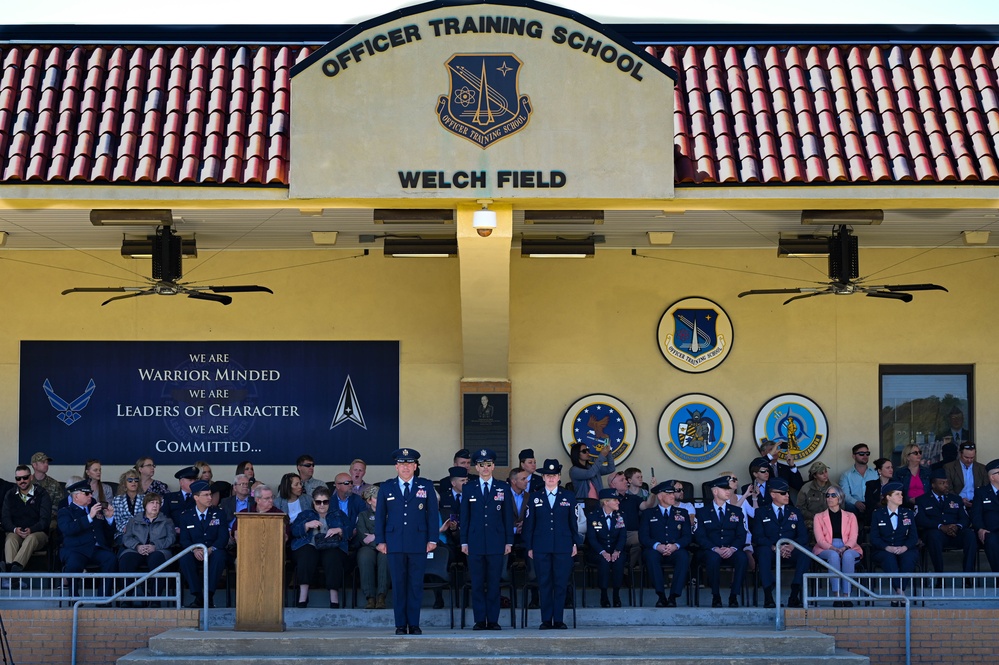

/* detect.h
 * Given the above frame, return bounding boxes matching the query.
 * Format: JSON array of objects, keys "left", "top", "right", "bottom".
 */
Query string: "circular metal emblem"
[
  {"left": 657, "top": 297, "right": 734, "bottom": 373},
  {"left": 753, "top": 394, "right": 829, "bottom": 466},
  {"left": 658, "top": 394, "right": 734, "bottom": 469},
  {"left": 561, "top": 394, "right": 636, "bottom": 463}
]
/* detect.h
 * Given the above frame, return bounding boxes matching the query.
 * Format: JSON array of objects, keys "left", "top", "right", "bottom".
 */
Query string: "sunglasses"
[
  {"left": 314, "top": 499, "right": 330, "bottom": 505},
  {"left": 728, "top": 477, "right": 738, "bottom": 483},
  {"left": 855, "top": 452, "right": 870, "bottom": 456},
  {"left": 477, "top": 461, "right": 495, "bottom": 466},
  {"left": 141, "top": 463, "right": 156, "bottom": 468},
  {"left": 337, "top": 481, "right": 352, "bottom": 485},
  {"left": 126, "top": 477, "right": 140, "bottom": 482},
  {"left": 910, "top": 450, "right": 922, "bottom": 455},
  {"left": 299, "top": 463, "right": 315, "bottom": 468},
  {"left": 673, "top": 487, "right": 684, "bottom": 492},
  {"left": 961, "top": 444, "right": 976, "bottom": 450},
  {"left": 825, "top": 493, "right": 839, "bottom": 498},
  {"left": 15, "top": 475, "right": 31, "bottom": 481}
]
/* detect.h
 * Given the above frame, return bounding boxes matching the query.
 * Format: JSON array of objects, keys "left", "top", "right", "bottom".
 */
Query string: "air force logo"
[
  {"left": 330, "top": 375, "right": 366, "bottom": 430},
  {"left": 43, "top": 378, "right": 96, "bottom": 426},
  {"left": 658, "top": 297, "right": 733, "bottom": 373},
  {"left": 436, "top": 53, "right": 532, "bottom": 148}
]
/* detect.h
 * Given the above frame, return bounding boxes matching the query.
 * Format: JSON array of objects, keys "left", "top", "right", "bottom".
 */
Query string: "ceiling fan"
[
  {"left": 738, "top": 225, "right": 948, "bottom": 304},
  {"left": 62, "top": 225, "right": 273, "bottom": 306}
]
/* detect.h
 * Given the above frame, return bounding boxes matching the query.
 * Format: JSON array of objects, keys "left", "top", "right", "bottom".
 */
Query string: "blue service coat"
[
  {"left": 161, "top": 490, "right": 194, "bottom": 525},
  {"left": 459, "top": 478, "right": 515, "bottom": 555},
  {"left": 751, "top": 503, "right": 809, "bottom": 550},
  {"left": 915, "top": 492, "right": 971, "bottom": 530},
  {"left": 695, "top": 502, "right": 747, "bottom": 550},
  {"left": 524, "top": 487, "right": 581, "bottom": 553},
  {"left": 638, "top": 504, "right": 692, "bottom": 551},
  {"left": 374, "top": 476, "right": 439, "bottom": 553},
  {"left": 177, "top": 506, "right": 229, "bottom": 551},
  {"left": 869, "top": 506, "right": 919, "bottom": 550},
  {"left": 57, "top": 501, "right": 115, "bottom": 558},
  {"left": 586, "top": 508, "right": 627, "bottom": 554}
]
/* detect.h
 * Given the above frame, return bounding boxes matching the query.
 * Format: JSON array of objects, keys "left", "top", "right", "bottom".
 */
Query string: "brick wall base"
[
  {"left": 0, "top": 609, "right": 199, "bottom": 664},
  {"left": 785, "top": 608, "right": 999, "bottom": 664}
]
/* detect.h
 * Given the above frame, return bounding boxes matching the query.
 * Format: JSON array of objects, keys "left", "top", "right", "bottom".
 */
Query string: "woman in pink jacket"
[{"left": 812, "top": 485, "right": 863, "bottom": 607}]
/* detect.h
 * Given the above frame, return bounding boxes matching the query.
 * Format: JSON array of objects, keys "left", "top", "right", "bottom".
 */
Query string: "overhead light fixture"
[
  {"left": 0, "top": 231, "right": 7, "bottom": 247},
  {"left": 311, "top": 231, "right": 338, "bottom": 246},
  {"left": 383, "top": 237, "right": 457, "bottom": 258},
  {"left": 777, "top": 235, "right": 830, "bottom": 258},
  {"left": 962, "top": 230, "right": 990, "bottom": 245},
  {"left": 523, "top": 210, "right": 604, "bottom": 224},
  {"left": 91, "top": 209, "right": 175, "bottom": 226},
  {"left": 521, "top": 238, "right": 595, "bottom": 258},
  {"left": 299, "top": 208, "right": 324, "bottom": 216},
  {"left": 373, "top": 209, "right": 454, "bottom": 224},
  {"left": 800, "top": 209, "right": 883, "bottom": 225},
  {"left": 647, "top": 231, "right": 674, "bottom": 246},
  {"left": 121, "top": 234, "right": 197, "bottom": 259},
  {"left": 472, "top": 199, "right": 497, "bottom": 238}
]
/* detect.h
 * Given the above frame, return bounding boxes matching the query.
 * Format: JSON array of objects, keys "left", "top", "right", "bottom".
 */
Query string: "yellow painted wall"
[{"left": 1, "top": 244, "right": 996, "bottom": 492}]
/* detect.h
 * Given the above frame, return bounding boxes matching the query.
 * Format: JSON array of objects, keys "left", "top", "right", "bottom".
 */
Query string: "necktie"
[
  {"left": 403, "top": 482, "right": 410, "bottom": 498},
  {"left": 717, "top": 506, "right": 724, "bottom": 521},
  {"left": 200, "top": 513, "right": 206, "bottom": 523},
  {"left": 548, "top": 492, "right": 556, "bottom": 508},
  {"left": 607, "top": 515, "right": 613, "bottom": 530},
  {"left": 483, "top": 482, "right": 490, "bottom": 496},
  {"left": 777, "top": 507, "right": 784, "bottom": 522},
  {"left": 890, "top": 512, "right": 897, "bottom": 529},
  {"left": 455, "top": 492, "right": 461, "bottom": 503},
  {"left": 21, "top": 493, "right": 29, "bottom": 503},
  {"left": 938, "top": 495, "right": 945, "bottom": 507}
]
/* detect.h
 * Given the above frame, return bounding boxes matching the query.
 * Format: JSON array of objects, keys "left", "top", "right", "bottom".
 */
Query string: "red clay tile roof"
[{"left": 0, "top": 41, "right": 998, "bottom": 187}]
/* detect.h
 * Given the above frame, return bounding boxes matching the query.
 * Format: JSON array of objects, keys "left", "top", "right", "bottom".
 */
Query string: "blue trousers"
[
  {"left": 644, "top": 547, "right": 689, "bottom": 596},
  {"left": 535, "top": 551, "right": 572, "bottom": 624},
  {"left": 467, "top": 552, "right": 504, "bottom": 624},
  {"left": 388, "top": 551, "right": 427, "bottom": 629},
  {"left": 757, "top": 546, "right": 810, "bottom": 589},
  {"left": 701, "top": 548, "right": 747, "bottom": 598}
]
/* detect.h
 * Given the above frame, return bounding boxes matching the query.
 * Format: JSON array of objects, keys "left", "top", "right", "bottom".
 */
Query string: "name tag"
[
  {"left": 762, "top": 517, "right": 771, "bottom": 523},
  {"left": 387, "top": 496, "right": 396, "bottom": 501},
  {"left": 185, "top": 524, "right": 195, "bottom": 528},
  {"left": 469, "top": 498, "right": 477, "bottom": 502}
]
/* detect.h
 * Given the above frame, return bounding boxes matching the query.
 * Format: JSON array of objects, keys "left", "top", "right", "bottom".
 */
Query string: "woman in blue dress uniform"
[{"left": 869, "top": 481, "right": 919, "bottom": 602}]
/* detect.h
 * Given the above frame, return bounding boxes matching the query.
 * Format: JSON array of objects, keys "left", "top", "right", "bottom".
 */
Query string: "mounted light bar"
[
  {"left": 121, "top": 234, "right": 197, "bottom": 259},
  {"left": 523, "top": 210, "right": 604, "bottom": 224},
  {"left": 777, "top": 235, "right": 830, "bottom": 258},
  {"left": 800, "top": 209, "right": 883, "bottom": 225},
  {"left": 91, "top": 209, "right": 175, "bottom": 226},
  {"left": 383, "top": 238, "right": 457, "bottom": 257},
  {"left": 521, "top": 238, "right": 595, "bottom": 258},
  {"left": 373, "top": 209, "right": 454, "bottom": 224}
]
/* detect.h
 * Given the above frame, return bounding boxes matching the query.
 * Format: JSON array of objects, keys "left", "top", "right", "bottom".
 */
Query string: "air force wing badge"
[
  {"left": 436, "top": 53, "right": 532, "bottom": 148},
  {"left": 43, "top": 378, "right": 96, "bottom": 426},
  {"left": 330, "top": 375, "right": 367, "bottom": 430}
]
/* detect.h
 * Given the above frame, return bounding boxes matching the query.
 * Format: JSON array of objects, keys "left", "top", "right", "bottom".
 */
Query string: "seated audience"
[
  {"left": 752, "top": 478, "right": 809, "bottom": 608},
  {"left": 586, "top": 488, "right": 627, "bottom": 607},
  {"left": 84, "top": 459, "right": 114, "bottom": 508},
  {"left": 177, "top": 480, "right": 228, "bottom": 608},
  {"left": 971, "top": 459, "right": 999, "bottom": 571},
  {"left": 136, "top": 456, "right": 169, "bottom": 496},
  {"left": 275, "top": 473, "right": 309, "bottom": 522},
  {"left": 894, "top": 443, "right": 930, "bottom": 507},
  {"left": 812, "top": 485, "right": 862, "bottom": 606},
  {"left": 354, "top": 485, "right": 388, "bottom": 609},
  {"left": 111, "top": 468, "right": 145, "bottom": 545},
  {"left": 864, "top": 458, "right": 894, "bottom": 525},
  {"left": 695, "top": 476, "right": 748, "bottom": 608},
  {"left": 914, "top": 469, "right": 976, "bottom": 575},
  {"left": 349, "top": 459, "right": 371, "bottom": 497},
  {"left": 118, "top": 492, "right": 176, "bottom": 606},
  {"left": 2, "top": 464, "right": 52, "bottom": 582},
  {"left": 797, "top": 461, "right": 832, "bottom": 528},
  {"left": 58, "top": 480, "right": 117, "bottom": 592},
  {"left": 870, "top": 481, "right": 918, "bottom": 602},
  {"left": 290, "top": 486, "right": 349, "bottom": 608},
  {"left": 638, "top": 481, "right": 691, "bottom": 608}
]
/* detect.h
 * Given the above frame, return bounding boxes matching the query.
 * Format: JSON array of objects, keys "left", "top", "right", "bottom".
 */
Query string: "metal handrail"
[
  {"left": 774, "top": 538, "right": 910, "bottom": 665},
  {"left": 71, "top": 544, "right": 209, "bottom": 665}
]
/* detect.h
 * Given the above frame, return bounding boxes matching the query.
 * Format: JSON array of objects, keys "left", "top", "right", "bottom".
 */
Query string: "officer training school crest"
[
  {"left": 657, "top": 297, "right": 733, "bottom": 373},
  {"left": 753, "top": 393, "right": 828, "bottom": 466},
  {"left": 436, "top": 53, "right": 533, "bottom": 148},
  {"left": 658, "top": 394, "right": 734, "bottom": 469},
  {"left": 561, "top": 393, "right": 636, "bottom": 463}
]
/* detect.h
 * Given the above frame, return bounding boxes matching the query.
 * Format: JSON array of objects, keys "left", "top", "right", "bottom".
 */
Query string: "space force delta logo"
[{"left": 436, "top": 53, "right": 533, "bottom": 148}]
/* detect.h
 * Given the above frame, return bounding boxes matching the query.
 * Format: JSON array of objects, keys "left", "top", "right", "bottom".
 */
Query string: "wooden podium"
[{"left": 234, "top": 512, "right": 286, "bottom": 631}]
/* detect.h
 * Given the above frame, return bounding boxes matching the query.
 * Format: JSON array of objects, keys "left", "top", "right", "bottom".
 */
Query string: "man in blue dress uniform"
[
  {"left": 162, "top": 466, "right": 199, "bottom": 525},
  {"left": 58, "top": 479, "right": 117, "bottom": 594},
  {"left": 460, "top": 448, "right": 515, "bottom": 630},
  {"left": 177, "top": 480, "right": 229, "bottom": 608},
  {"left": 524, "top": 459, "right": 580, "bottom": 629},
  {"left": 638, "top": 480, "right": 691, "bottom": 608},
  {"left": 375, "top": 448, "right": 438, "bottom": 635},
  {"left": 751, "top": 477, "right": 810, "bottom": 608},
  {"left": 915, "top": 467, "right": 977, "bottom": 574},
  {"left": 971, "top": 459, "right": 999, "bottom": 571},
  {"left": 586, "top": 488, "right": 627, "bottom": 607},
  {"left": 695, "top": 475, "right": 748, "bottom": 608}
]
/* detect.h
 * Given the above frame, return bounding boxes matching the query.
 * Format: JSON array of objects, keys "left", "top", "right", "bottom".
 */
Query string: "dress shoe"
[
  {"left": 207, "top": 599, "right": 216, "bottom": 609},
  {"left": 554, "top": 621, "right": 568, "bottom": 629},
  {"left": 728, "top": 596, "right": 739, "bottom": 608},
  {"left": 764, "top": 590, "right": 776, "bottom": 609},
  {"left": 433, "top": 597, "right": 445, "bottom": 609},
  {"left": 330, "top": 602, "right": 340, "bottom": 609},
  {"left": 842, "top": 600, "right": 854, "bottom": 608},
  {"left": 365, "top": 597, "right": 376, "bottom": 609},
  {"left": 296, "top": 600, "right": 308, "bottom": 608},
  {"left": 600, "top": 597, "right": 611, "bottom": 608},
  {"left": 890, "top": 601, "right": 901, "bottom": 607},
  {"left": 528, "top": 598, "right": 540, "bottom": 609},
  {"left": 396, "top": 627, "right": 408, "bottom": 635},
  {"left": 539, "top": 621, "right": 553, "bottom": 630},
  {"left": 613, "top": 591, "right": 622, "bottom": 607},
  {"left": 787, "top": 596, "right": 803, "bottom": 608},
  {"left": 186, "top": 597, "right": 203, "bottom": 609},
  {"left": 408, "top": 626, "right": 422, "bottom": 635},
  {"left": 665, "top": 594, "right": 678, "bottom": 608},
  {"left": 655, "top": 593, "right": 668, "bottom": 608},
  {"left": 472, "top": 622, "right": 488, "bottom": 631},
  {"left": 376, "top": 594, "right": 387, "bottom": 609},
  {"left": 711, "top": 595, "right": 723, "bottom": 608},
  {"left": 833, "top": 600, "right": 844, "bottom": 608},
  {"left": 487, "top": 622, "right": 502, "bottom": 630}
]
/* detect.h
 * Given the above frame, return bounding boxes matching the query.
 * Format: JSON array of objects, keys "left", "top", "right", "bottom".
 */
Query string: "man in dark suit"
[
  {"left": 460, "top": 448, "right": 515, "bottom": 630},
  {"left": 695, "top": 476, "right": 748, "bottom": 608},
  {"left": 219, "top": 473, "right": 255, "bottom": 530},
  {"left": 944, "top": 443, "right": 988, "bottom": 509},
  {"left": 586, "top": 488, "right": 627, "bottom": 607},
  {"left": 915, "top": 468, "right": 976, "bottom": 574},
  {"left": 162, "top": 466, "right": 199, "bottom": 526},
  {"left": 751, "top": 478, "right": 810, "bottom": 608},
  {"left": 177, "top": 480, "right": 229, "bottom": 608},
  {"left": 375, "top": 448, "right": 438, "bottom": 635},
  {"left": 638, "top": 480, "right": 691, "bottom": 608},
  {"left": 524, "top": 459, "right": 580, "bottom": 630},
  {"left": 518, "top": 449, "right": 545, "bottom": 493},
  {"left": 971, "top": 459, "right": 999, "bottom": 571},
  {"left": 759, "top": 440, "right": 804, "bottom": 492},
  {"left": 57, "top": 480, "right": 117, "bottom": 593},
  {"left": 438, "top": 449, "right": 475, "bottom": 497},
  {"left": 2, "top": 464, "right": 52, "bottom": 578}
]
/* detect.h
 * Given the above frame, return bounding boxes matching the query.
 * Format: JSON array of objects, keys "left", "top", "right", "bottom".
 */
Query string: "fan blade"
[
  {"left": 62, "top": 287, "right": 138, "bottom": 295},
  {"left": 783, "top": 292, "right": 829, "bottom": 305},
  {"left": 865, "top": 290, "right": 913, "bottom": 303},
  {"left": 101, "top": 291, "right": 154, "bottom": 306},
  {"left": 878, "top": 283, "right": 948, "bottom": 293},
  {"left": 187, "top": 291, "right": 233, "bottom": 305},
  {"left": 205, "top": 285, "right": 274, "bottom": 294},
  {"left": 738, "top": 288, "right": 808, "bottom": 297}
]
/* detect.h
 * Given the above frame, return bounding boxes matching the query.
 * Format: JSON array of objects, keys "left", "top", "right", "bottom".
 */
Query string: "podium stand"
[{"left": 235, "top": 512, "right": 286, "bottom": 631}]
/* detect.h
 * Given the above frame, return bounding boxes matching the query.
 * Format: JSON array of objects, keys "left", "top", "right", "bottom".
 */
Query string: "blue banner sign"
[{"left": 19, "top": 341, "right": 399, "bottom": 466}]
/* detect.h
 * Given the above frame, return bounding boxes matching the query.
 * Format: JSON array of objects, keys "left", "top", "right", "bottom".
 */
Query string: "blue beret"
[
  {"left": 769, "top": 478, "right": 790, "bottom": 492},
  {"left": 392, "top": 448, "right": 420, "bottom": 463},
  {"left": 540, "top": 459, "right": 562, "bottom": 474},
  {"left": 67, "top": 479, "right": 92, "bottom": 493},
  {"left": 448, "top": 466, "right": 468, "bottom": 478},
  {"left": 598, "top": 488, "right": 619, "bottom": 500},
  {"left": 881, "top": 481, "right": 904, "bottom": 497},
  {"left": 474, "top": 448, "right": 496, "bottom": 463},
  {"left": 174, "top": 466, "right": 199, "bottom": 480},
  {"left": 190, "top": 480, "right": 211, "bottom": 494}
]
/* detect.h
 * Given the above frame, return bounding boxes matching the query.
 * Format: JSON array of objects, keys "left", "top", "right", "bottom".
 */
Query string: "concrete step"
[{"left": 128, "top": 626, "right": 849, "bottom": 659}]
